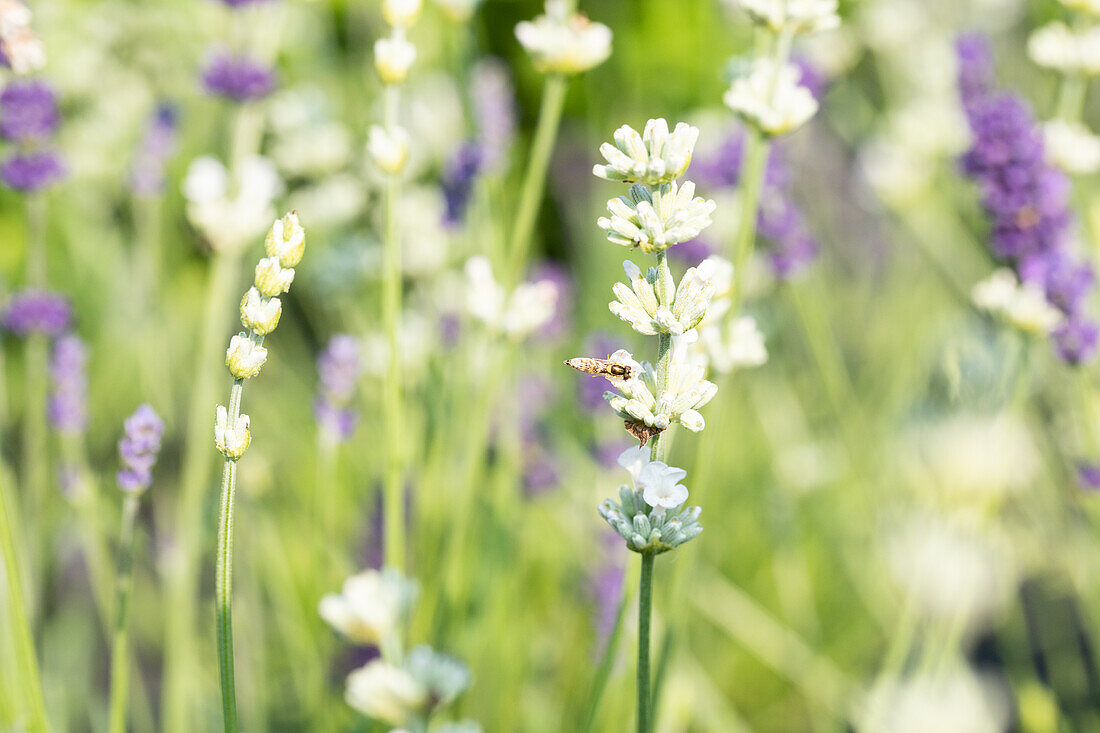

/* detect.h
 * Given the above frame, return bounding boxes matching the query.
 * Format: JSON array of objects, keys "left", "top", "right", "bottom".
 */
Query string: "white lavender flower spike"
[
  {"left": 610, "top": 259, "right": 716, "bottom": 336},
  {"left": 723, "top": 58, "right": 819, "bottom": 136},
  {"left": 698, "top": 314, "right": 769, "bottom": 374},
  {"left": 515, "top": 0, "right": 612, "bottom": 75},
  {"left": 603, "top": 347, "right": 716, "bottom": 433},
  {"left": 732, "top": 0, "right": 840, "bottom": 35},
  {"left": 593, "top": 119, "right": 700, "bottom": 186},
  {"left": 1042, "top": 120, "right": 1100, "bottom": 174},
  {"left": 971, "top": 268, "right": 1064, "bottom": 335},
  {"left": 264, "top": 211, "right": 305, "bottom": 268},
  {"left": 598, "top": 182, "right": 716, "bottom": 254},
  {"left": 464, "top": 256, "right": 559, "bottom": 340},
  {"left": 254, "top": 257, "right": 295, "bottom": 297},
  {"left": 599, "top": 448, "right": 702, "bottom": 554}
]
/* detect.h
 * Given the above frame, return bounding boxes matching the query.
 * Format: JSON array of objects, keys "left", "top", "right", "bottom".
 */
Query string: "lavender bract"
[
  {"left": 1, "top": 289, "right": 71, "bottom": 335},
  {"left": 956, "top": 34, "right": 1098, "bottom": 363},
  {"left": 116, "top": 404, "right": 164, "bottom": 492},
  {"left": 202, "top": 52, "right": 276, "bottom": 102},
  {"left": 0, "top": 80, "right": 57, "bottom": 141},
  {"left": 1, "top": 149, "right": 64, "bottom": 191},
  {"left": 48, "top": 334, "right": 87, "bottom": 433}
]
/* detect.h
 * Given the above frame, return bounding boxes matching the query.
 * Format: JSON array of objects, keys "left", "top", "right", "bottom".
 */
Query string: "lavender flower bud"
[
  {"left": 116, "top": 404, "right": 164, "bottom": 493},
  {"left": 214, "top": 405, "right": 251, "bottom": 460},
  {"left": 316, "top": 335, "right": 364, "bottom": 442},
  {"left": 254, "top": 257, "right": 295, "bottom": 297},
  {"left": 239, "top": 287, "right": 282, "bottom": 335},
  {"left": 130, "top": 102, "right": 179, "bottom": 196},
  {"left": 226, "top": 333, "right": 268, "bottom": 379},
  {"left": 264, "top": 211, "right": 305, "bottom": 268}
]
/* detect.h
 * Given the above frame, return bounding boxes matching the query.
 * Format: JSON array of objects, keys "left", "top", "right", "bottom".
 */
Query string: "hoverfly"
[{"left": 563, "top": 356, "right": 634, "bottom": 379}]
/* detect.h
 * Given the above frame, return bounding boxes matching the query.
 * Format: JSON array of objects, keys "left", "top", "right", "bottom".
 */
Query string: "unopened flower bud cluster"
[
  {"left": 216, "top": 213, "right": 305, "bottom": 461},
  {"left": 369, "top": 0, "right": 421, "bottom": 177}
]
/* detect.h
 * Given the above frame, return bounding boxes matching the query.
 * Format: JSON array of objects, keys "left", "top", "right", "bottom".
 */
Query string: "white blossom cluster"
[
  {"left": 1042, "top": 119, "right": 1100, "bottom": 175},
  {"left": 610, "top": 259, "right": 716, "bottom": 336},
  {"left": 1028, "top": 22, "right": 1100, "bottom": 76},
  {"left": 731, "top": 0, "right": 840, "bottom": 35},
  {"left": 0, "top": 0, "right": 43, "bottom": 74},
  {"left": 971, "top": 268, "right": 1064, "bottom": 335},
  {"left": 464, "top": 256, "right": 559, "bottom": 340},
  {"left": 601, "top": 347, "right": 718, "bottom": 434},
  {"left": 370, "top": 0, "right": 422, "bottom": 176},
  {"left": 723, "top": 59, "right": 819, "bottom": 136},
  {"left": 320, "top": 568, "right": 476, "bottom": 729},
  {"left": 182, "top": 156, "right": 283, "bottom": 253},
  {"left": 515, "top": 0, "right": 612, "bottom": 75},
  {"left": 593, "top": 119, "right": 700, "bottom": 186}
]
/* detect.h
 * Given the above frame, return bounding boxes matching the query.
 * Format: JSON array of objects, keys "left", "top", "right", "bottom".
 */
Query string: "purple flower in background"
[
  {"left": 48, "top": 334, "right": 87, "bottom": 433},
  {"left": 1077, "top": 461, "right": 1100, "bottom": 491},
  {"left": 0, "top": 80, "right": 57, "bottom": 142},
  {"left": 438, "top": 312, "right": 461, "bottom": 348},
  {"left": 577, "top": 331, "right": 619, "bottom": 412},
  {"left": 116, "top": 404, "right": 164, "bottom": 492},
  {"left": 668, "top": 237, "right": 715, "bottom": 267},
  {"left": 792, "top": 56, "right": 828, "bottom": 102},
  {"left": 216, "top": 0, "right": 275, "bottom": 6},
  {"left": 315, "top": 335, "right": 363, "bottom": 443},
  {"left": 202, "top": 51, "right": 276, "bottom": 102},
  {"left": 1, "top": 290, "right": 71, "bottom": 336},
  {"left": 1053, "top": 317, "right": 1098, "bottom": 364},
  {"left": 523, "top": 450, "right": 561, "bottom": 497},
  {"left": 441, "top": 142, "right": 483, "bottom": 227},
  {"left": 697, "top": 128, "right": 818, "bottom": 279},
  {"left": 1, "top": 149, "right": 65, "bottom": 191},
  {"left": 956, "top": 34, "right": 1097, "bottom": 364},
  {"left": 591, "top": 439, "right": 632, "bottom": 470},
  {"left": 130, "top": 102, "right": 179, "bottom": 196},
  {"left": 471, "top": 57, "right": 516, "bottom": 172},
  {"left": 532, "top": 261, "right": 573, "bottom": 342},
  {"left": 589, "top": 531, "right": 625, "bottom": 651}
]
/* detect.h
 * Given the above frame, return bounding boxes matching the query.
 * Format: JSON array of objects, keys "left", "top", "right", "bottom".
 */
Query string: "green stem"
[
  {"left": 1057, "top": 73, "right": 1087, "bottom": 122},
  {"left": 162, "top": 250, "right": 239, "bottom": 733},
  {"left": 381, "top": 83, "right": 406, "bottom": 572},
  {"left": 0, "top": 470, "right": 50, "bottom": 733},
  {"left": 507, "top": 73, "right": 567, "bottom": 284},
  {"left": 108, "top": 493, "right": 141, "bottom": 733},
  {"left": 216, "top": 379, "right": 245, "bottom": 733},
  {"left": 636, "top": 552, "right": 654, "bottom": 733}
]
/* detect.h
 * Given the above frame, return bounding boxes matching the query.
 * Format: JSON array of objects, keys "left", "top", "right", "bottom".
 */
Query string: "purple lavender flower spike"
[
  {"left": 792, "top": 56, "right": 828, "bottom": 102},
  {"left": 668, "top": 237, "right": 714, "bottom": 267},
  {"left": 1, "top": 149, "right": 65, "bottom": 191},
  {"left": 316, "top": 335, "right": 363, "bottom": 443},
  {"left": 130, "top": 102, "right": 179, "bottom": 196},
  {"left": 116, "top": 404, "right": 164, "bottom": 493},
  {"left": 1, "top": 290, "right": 71, "bottom": 336},
  {"left": 956, "top": 34, "right": 1098, "bottom": 364},
  {"left": 589, "top": 531, "right": 625, "bottom": 651},
  {"left": 441, "top": 142, "right": 484, "bottom": 227},
  {"left": 201, "top": 51, "right": 276, "bottom": 102},
  {"left": 523, "top": 450, "right": 561, "bottom": 497},
  {"left": 215, "top": 0, "right": 275, "bottom": 6},
  {"left": 48, "top": 334, "right": 87, "bottom": 434},
  {"left": 0, "top": 80, "right": 58, "bottom": 142}
]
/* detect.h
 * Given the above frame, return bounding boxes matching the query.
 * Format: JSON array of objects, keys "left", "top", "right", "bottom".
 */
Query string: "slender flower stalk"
[
  {"left": 0, "top": 470, "right": 49, "bottom": 733},
  {"left": 108, "top": 405, "right": 164, "bottom": 733},
  {"left": 213, "top": 212, "right": 305, "bottom": 732},
  {"left": 368, "top": 0, "right": 423, "bottom": 571}
]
